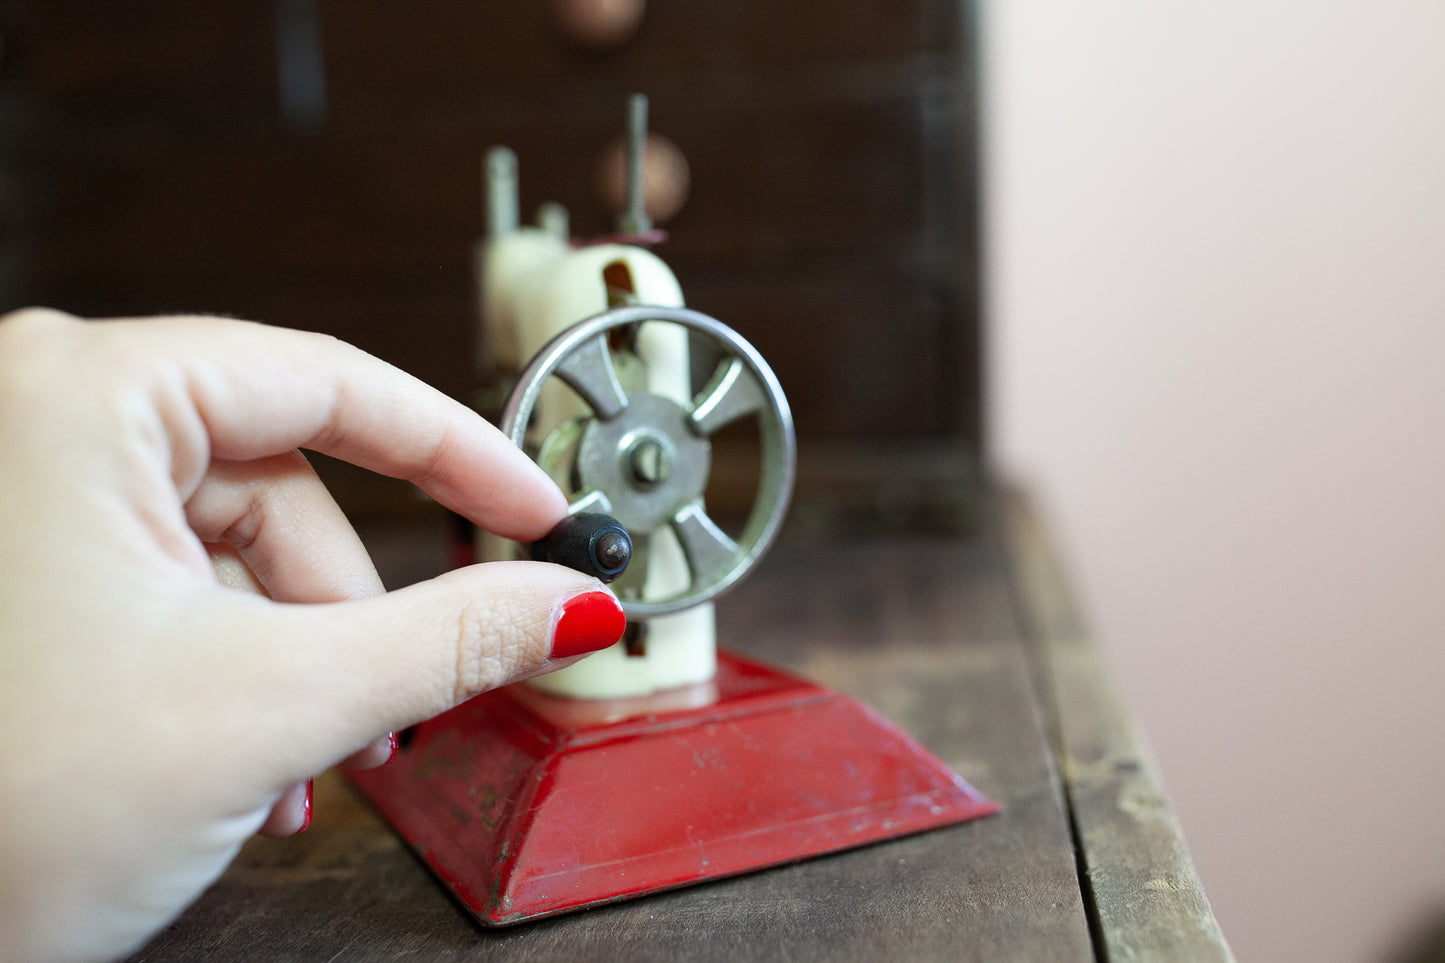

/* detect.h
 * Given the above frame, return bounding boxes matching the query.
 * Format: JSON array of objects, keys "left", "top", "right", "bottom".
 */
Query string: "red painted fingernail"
[
  {"left": 551, "top": 590, "right": 626, "bottom": 659},
  {"left": 296, "top": 779, "right": 314, "bottom": 835},
  {"left": 386, "top": 731, "right": 398, "bottom": 764}
]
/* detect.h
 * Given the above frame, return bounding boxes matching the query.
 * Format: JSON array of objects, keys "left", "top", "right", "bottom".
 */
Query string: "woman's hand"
[{"left": 0, "top": 309, "right": 624, "bottom": 962}]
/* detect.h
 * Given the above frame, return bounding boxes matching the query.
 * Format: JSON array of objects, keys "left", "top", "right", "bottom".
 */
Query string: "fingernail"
[
  {"left": 296, "top": 779, "right": 314, "bottom": 835},
  {"left": 386, "top": 731, "right": 398, "bottom": 764},
  {"left": 551, "top": 590, "right": 626, "bottom": 659}
]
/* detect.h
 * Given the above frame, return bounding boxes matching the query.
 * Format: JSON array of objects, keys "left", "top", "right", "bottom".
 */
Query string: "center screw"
[{"left": 628, "top": 437, "right": 673, "bottom": 487}]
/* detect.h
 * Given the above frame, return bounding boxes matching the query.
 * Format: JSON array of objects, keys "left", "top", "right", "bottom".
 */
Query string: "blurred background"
[
  {"left": 1, "top": 2, "right": 1442, "bottom": 960},
  {"left": 0, "top": 0, "right": 980, "bottom": 525}
]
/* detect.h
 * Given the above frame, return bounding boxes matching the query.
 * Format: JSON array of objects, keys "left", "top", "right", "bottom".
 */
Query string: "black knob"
[{"left": 529, "top": 513, "right": 632, "bottom": 583}]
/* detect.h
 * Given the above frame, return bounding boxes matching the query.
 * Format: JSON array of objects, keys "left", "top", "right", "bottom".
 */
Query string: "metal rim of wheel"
[{"left": 500, "top": 305, "right": 796, "bottom": 619}]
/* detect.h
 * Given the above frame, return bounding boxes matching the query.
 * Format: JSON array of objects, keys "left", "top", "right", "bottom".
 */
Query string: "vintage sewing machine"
[{"left": 350, "top": 97, "right": 996, "bottom": 926}]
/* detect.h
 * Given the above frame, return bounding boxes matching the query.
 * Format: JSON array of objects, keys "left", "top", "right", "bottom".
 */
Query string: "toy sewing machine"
[{"left": 350, "top": 96, "right": 996, "bottom": 926}]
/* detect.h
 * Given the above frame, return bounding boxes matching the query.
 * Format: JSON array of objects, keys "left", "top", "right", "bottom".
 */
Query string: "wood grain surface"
[
  {"left": 999, "top": 491, "right": 1235, "bottom": 962},
  {"left": 0, "top": 1, "right": 978, "bottom": 456}
]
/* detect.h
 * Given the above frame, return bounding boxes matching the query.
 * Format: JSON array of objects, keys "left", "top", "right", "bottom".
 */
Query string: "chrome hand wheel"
[{"left": 499, "top": 305, "right": 795, "bottom": 620}]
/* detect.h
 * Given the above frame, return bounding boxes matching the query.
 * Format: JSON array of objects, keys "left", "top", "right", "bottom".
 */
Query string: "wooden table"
[{"left": 126, "top": 493, "right": 1231, "bottom": 962}]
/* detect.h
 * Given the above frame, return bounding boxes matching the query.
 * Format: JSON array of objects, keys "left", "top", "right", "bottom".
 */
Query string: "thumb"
[{"left": 255, "top": 561, "right": 625, "bottom": 768}]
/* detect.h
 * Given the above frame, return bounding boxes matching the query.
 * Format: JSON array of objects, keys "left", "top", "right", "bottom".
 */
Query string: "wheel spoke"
[
  {"left": 556, "top": 334, "right": 629, "bottom": 419},
  {"left": 567, "top": 489, "right": 614, "bottom": 516},
  {"left": 687, "top": 357, "right": 767, "bottom": 437},
  {"left": 670, "top": 501, "right": 739, "bottom": 588}
]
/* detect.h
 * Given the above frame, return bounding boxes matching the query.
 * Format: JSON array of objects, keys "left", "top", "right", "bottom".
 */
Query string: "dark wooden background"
[{"left": 0, "top": 1, "right": 979, "bottom": 521}]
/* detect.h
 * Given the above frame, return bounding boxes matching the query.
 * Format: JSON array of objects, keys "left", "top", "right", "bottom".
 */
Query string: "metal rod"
[
  {"left": 619, "top": 93, "right": 653, "bottom": 235},
  {"left": 485, "top": 146, "right": 519, "bottom": 239}
]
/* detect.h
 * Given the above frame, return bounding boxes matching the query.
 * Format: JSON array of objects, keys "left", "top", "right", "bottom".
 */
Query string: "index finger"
[{"left": 103, "top": 315, "right": 568, "bottom": 541}]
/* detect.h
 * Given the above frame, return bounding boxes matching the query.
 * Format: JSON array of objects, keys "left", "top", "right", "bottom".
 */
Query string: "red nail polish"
[
  {"left": 386, "top": 731, "right": 398, "bottom": 765},
  {"left": 551, "top": 591, "right": 626, "bottom": 659},
  {"left": 296, "top": 779, "right": 314, "bottom": 835}
]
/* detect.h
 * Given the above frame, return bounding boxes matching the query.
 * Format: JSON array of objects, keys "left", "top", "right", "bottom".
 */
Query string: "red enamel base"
[{"left": 349, "top": 650, "right": 998, "bottom": 926}]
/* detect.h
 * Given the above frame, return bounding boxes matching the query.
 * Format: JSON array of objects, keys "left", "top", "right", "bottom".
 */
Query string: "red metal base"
[{"left": 349, "top": 650, "right": 997, "bottom": 926}]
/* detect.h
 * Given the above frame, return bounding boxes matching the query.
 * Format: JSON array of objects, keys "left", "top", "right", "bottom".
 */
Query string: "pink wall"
[{"left": 982, "top": 2, "right": 1445, "bottom": 960}]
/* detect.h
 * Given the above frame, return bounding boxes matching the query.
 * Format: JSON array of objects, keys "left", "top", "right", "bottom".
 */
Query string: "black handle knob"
[{"left": 529, "top": 513, "right": 632, "bottom": 583}]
